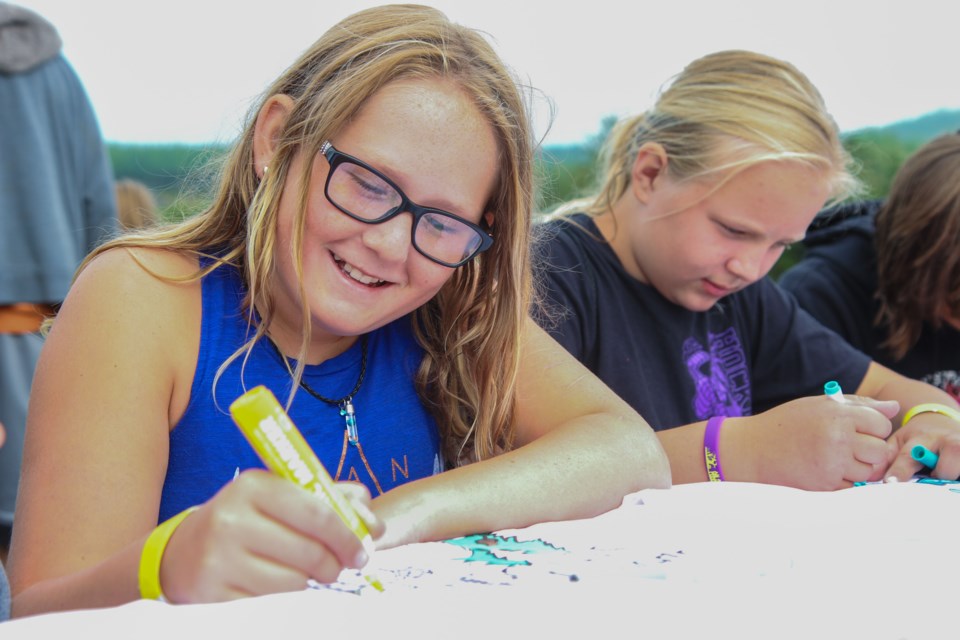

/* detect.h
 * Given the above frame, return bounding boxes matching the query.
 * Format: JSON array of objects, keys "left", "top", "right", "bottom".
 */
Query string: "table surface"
[{"left": 4, "top": 479, "right": 957, "bottom": 639}]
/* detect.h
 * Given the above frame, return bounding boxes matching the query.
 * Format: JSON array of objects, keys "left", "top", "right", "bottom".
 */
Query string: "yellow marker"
[{"left": 229, "top": 385, "right": 383, "bottom": 591}]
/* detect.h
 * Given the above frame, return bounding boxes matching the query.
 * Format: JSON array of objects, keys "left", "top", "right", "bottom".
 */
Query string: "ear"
[
  {"left": 482, "top": 211, "right": 495, "bottom": 228},
  {"left": 253, "top": 94, "right": 295, "bottom": 179},
  {"left": 629, "top": 142, "right": 669, "bottom": 205}
]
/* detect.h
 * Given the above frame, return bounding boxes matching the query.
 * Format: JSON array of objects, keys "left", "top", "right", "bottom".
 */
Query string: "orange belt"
[{"left": 0, "top": 303, "right": 58, "bottom": 334}]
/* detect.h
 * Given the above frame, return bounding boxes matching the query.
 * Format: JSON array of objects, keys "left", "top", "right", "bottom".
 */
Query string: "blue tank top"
[{"left": 159, "top": 258, "right": 442, "bottom": 522}]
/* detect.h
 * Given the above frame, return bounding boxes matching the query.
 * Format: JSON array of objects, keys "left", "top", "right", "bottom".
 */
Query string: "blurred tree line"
[
  {"left": 109, "top": 108, "right": 960, "bottom": 277},
  {"left": 108, "top": 143, "right": 226, "bottom": 223}
]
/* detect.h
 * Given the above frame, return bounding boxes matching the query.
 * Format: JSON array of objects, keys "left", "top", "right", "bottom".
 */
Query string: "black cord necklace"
[{"left": 266, "top": 334, "right": 369, "bottom": 445}]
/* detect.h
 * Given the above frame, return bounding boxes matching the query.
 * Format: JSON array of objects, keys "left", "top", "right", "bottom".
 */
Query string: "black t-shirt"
[
  {"left": 780, "top": 201, "right": 960, "bottom": 402},
  {"left": 533, "top": 214, "right": 871, "bottom": 430}
]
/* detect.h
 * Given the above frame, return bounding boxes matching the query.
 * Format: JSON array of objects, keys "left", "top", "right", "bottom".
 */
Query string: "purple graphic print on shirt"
[{"left": 683, "top": 327, "right": 751, "bottom": 420}]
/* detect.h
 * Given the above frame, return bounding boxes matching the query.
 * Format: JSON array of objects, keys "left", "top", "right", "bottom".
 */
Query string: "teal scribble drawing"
[{"left": 446, "top": 533, "right": 565, "bottom": 567}]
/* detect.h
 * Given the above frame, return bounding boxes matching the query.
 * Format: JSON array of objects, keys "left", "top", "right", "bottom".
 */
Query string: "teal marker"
[
  {"left": 911, "top": 444, "right": 939, "bottom": 470},
  {"left": 824, "top": 380, "right": 845, "bottom": 404}
]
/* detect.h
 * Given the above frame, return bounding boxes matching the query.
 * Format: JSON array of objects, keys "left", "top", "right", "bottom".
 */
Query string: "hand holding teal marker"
[{"left": 911, "top": 444, "right": 939, "bottom": 471}]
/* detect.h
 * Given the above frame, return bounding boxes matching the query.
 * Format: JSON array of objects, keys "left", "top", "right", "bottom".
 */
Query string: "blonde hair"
[
  {"left": 574, "top": 50, "right": 860, "bottom": 217},
  {"left": 77, "top": 5, "right": 535, "bottom": 465},
  {"left": 875, "top": 133, "right": 960, "bottom": 359},
  {"left": 115, "top": 179, "right": 159, "bottom": 230}
]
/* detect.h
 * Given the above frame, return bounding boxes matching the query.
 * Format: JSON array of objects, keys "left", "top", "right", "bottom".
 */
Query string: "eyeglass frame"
[{"left": 319, "top": 141, "right": 494, "bottom": 268}]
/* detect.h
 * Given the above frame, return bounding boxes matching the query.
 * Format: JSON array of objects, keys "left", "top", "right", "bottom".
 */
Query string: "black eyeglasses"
[{"left": 320, "top": 141, "right": 494, "bottom": 268}]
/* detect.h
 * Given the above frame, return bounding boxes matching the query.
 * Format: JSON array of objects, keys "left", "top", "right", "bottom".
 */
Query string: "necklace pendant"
[{"left": 341, "top": 399, "right": 359, "bottom": 446}]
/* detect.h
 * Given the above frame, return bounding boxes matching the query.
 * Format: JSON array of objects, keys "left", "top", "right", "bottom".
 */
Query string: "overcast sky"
[{"left": 20, "top": 0, "right": 960, "bottom": 146}]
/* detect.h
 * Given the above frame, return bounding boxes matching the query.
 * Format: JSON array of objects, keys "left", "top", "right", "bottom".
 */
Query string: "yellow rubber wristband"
[
  {"left": 901, "top": 403, "right": 960, "bottom": 428},
  {"left": 138, "top": 507, "right": 198, "bottom": 600}
]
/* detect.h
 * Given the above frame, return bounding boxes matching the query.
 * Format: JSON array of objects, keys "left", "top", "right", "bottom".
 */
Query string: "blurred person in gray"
[{"left": 0, "top": 2, "right": 118, "bottom": 557}]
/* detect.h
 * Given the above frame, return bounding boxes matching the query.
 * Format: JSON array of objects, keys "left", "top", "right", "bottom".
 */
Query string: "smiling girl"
[{"left": 7, "top": 5, "right": 669, "bottom": 616}]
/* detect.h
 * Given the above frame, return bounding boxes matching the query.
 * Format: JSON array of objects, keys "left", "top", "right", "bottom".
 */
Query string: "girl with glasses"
[{"left": 7, "top": 4, "right": 669, "bottom": 616}]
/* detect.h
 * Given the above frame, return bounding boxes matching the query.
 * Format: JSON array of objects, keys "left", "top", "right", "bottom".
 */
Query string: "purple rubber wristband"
[{"left": 704, "top": 417, "right": 726, "bottom": 482}]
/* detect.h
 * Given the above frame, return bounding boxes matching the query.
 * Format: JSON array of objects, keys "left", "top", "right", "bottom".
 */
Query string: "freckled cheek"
[
  {"left": 408, "top": 262, "right": 456, "bottom": 296},
  {"left": 683, "top": 242, "right": 724, "bottom": 275},
  {"left": 299, "top": 199, "right": 358, "bottom": 249}
]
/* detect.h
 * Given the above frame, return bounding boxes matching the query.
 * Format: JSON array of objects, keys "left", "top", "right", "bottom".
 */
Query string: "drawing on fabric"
[
  {"left": 315, "top": 530, "right": 690, "bottom": 595},
  {"left": 447, "top": 533, "right": 564, "bottom": 566},
  {"left": 308, "top": 481, "right": 960, "bottom": 597}
]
